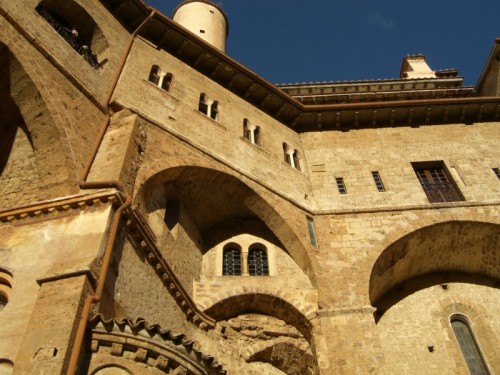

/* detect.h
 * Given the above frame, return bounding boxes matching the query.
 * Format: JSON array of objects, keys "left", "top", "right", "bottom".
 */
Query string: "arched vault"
[
  {"left": 369, "top": 220, "right": 499, "bottom": 309},
  {"left": 136, "top": 166, "right": 318, "bottom": 286}
]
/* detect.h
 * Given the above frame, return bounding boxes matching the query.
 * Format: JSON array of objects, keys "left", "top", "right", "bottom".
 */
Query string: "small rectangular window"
[
  {"left": 336, "top": 177, "right": 347, "bottom": 194},
  {"left": 306, "top": 217, "right": 318, "bottom": 247},
  {"left": 493, "top": 168, "right": 500, "bottom": 180},
  {"left": 372, "top": 171, "right": 385, "bottom": 192}
]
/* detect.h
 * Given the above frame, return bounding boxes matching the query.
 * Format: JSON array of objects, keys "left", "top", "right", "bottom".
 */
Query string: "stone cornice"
[{"left": 0, "top": 191, "right": 116, "bottom": 226}]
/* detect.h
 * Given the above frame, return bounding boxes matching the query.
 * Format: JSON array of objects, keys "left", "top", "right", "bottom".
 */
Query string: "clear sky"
[{"left": 145, "top": 1, "right": 500, "bottom": 86}]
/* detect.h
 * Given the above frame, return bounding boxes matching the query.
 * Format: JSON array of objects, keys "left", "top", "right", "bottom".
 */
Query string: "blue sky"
[{"left": 146, "top": 1, "right": 500, "bottom": 86}]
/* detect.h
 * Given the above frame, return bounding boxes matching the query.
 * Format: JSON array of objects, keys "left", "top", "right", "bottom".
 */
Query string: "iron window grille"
[
  {"left": 372, "top": 171, "right": 386, "bottom": 192},
  {"left": 222, "top": 248, "right": 242, "bottom": 275},
  {"left": 336, "top": 177, "right": 347, "bottom": 194},
  {"left": 248, "top": 248, "right": 269, "bottom": 276},
  {"left": 413, "top": 163, "right": 463, "bottom": 203}
]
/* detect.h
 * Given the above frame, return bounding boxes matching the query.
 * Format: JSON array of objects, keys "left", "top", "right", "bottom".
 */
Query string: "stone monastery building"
[{"left": 0, "top": 0, "right": 499, "bottom": 374}]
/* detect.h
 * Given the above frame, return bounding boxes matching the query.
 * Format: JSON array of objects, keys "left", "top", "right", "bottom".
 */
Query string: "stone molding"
[
  {"left": 89, "top": 314, "right": 226, "bottom": 375},
  {"left": 124, "top": 207, "right": 217, "bottom": 330},
  {"left": 0, "top": 191, "right": 116, "bottom": 226}
]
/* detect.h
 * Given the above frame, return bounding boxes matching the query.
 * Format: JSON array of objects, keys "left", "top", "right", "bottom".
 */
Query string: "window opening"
[
  {"left": 293, "top": 150, "right": 301, "bottom": 171},
  {"left": 307, "top": 217, "right": 318, "bottom": 247},
  {"left": 148, "top": 65, "right": 160, "bottom": 85},
  {"left": 243, "top": 119, "right": 251, "bottom": 140},
  {"left": 248, "top": 248, "right": 269, "bottom": 276},
  {"left": 283, "top": 143, "right": 291, "bottom": 165},
  {"left": 372, "top": 171, "right": 385, "bottom": 192},
  {"left": 149, "top": 66, "right": 173, "bottom": 91},
  {"left": 493, "top": 168, "right": 500, "bottom": 180},
  {"left": 199, "top": 93, "right": 208, "bottom": 115},
  {"left": 210, "top": 101, "right": 219, "bottom": 120},
  {"left": 162, "top": 73, "right": 173, "bottom": 91},
  {"left": 412, "top": 162, "right": 463, "bottom": 203},
  {"left": 254, "top": 126, "right": 261, "bottom": 146},
  {"left": 0, "top": 270, "right": 13, "bottom": 312},
  {"left": 222, "top": 248, "right": 242, "bottom": 275},
  {"left": 336, "top": 177, "right": 347, "bottom": 194},
  {"left": 36, "top": 5, "right": 100, "bottom": 69},
  {"left": 451, "top": 316, "right": 489, "bottom": 375}
]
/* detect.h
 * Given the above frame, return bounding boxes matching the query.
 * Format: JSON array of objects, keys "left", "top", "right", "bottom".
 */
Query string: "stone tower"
[{"left": 173, "top": 0, "right": 229, "bottom": 52}]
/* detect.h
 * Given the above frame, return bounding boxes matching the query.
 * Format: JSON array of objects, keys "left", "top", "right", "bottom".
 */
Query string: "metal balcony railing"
[
  {"left": 420, "top": 182, "right": 463, "bottom": 203},
  {"left": 37, "top": 7, "right": 100, "bottom": 69}
]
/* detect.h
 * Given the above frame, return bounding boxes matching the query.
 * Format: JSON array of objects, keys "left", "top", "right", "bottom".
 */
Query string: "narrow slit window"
[
  {"left": 372, "top": 171, "right": 385, "bottom": 192},
  {"left": 451, "top": 316, "right": 489, "bottom": 375},
  {"left": 336, "top": 177, "right": 347, "bottom": 194},
  {"left": 493, "top": 168, "right": 500, "bottom": 180},
  {"left": 222, "top": 247, "right": 241, "bottom": 275},
  {"left": 248, "top": 248, "right": 269, "bottom": 276},
  {"left": 307, "top": 217, "right": 318, "bottom": 247}
]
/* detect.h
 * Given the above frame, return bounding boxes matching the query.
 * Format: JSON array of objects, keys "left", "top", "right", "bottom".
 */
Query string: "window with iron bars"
[
  {"left": 222, "top": 247, "right": 242, "bottom": 275},
  {"left": 248, "top": 248, "right": 269, "bottom": 276},
  {"left": 412, "top": 162, "right": 463, "bottom": 203}
]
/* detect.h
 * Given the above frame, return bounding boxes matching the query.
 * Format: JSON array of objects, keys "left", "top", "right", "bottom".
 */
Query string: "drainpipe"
[{"left": 66, "top": 9, "right": 156, "bottom": 375}]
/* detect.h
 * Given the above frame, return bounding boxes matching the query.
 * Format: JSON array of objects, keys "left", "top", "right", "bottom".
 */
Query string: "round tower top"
[{"left": 173, "top": 0, "right": 229, "bottom": 34}]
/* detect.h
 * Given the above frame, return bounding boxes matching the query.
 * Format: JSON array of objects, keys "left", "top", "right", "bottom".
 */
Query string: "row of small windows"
[
  {"left": 147, "top": 66, "right": 302, "bottom": 171},
  {"left": 336, "top": 164, "right": 500, "bottom": 203},
  {"left": 223, "top": 245, "right": 269, "bottom": 276}
]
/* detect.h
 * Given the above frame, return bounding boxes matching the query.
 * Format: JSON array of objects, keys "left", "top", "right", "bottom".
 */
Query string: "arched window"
[
  {"left": 223, "top": 247, "right": 242, "bottom": 275},
  {"left": 293, "top": 150, "right": 301, "bottom": 171},
  {"left": 149, "top": 66, "right": 173, "bottom": 91},
  {"left": 162, "top": 73, "right": 173, "bottom": 91},
  {"left": 248, "top": 247, "right": 269, "bottom": 276},
  {"left": 148, "top": 65, "right": 160, "bottom": 85},
  {"left": 283, "top": 143, "right": 291, "bottom": 165},
  {"left": 0, "top": 269, "right": 13, "bottom": 312},
  {"left": 254, "top": 126, "right": 261, "bottom": 146},
  {"left": 210, "top": 101, "right": 219, "bottom": 120},
  {"left": 199, "top": 93, "right": 208, "bottom": 115},
  {"left": 243, "top": 119, "right": 251, "bottom": 141},
  {"left": 451, "top": 315, "right": 489, "bottom": 375}
]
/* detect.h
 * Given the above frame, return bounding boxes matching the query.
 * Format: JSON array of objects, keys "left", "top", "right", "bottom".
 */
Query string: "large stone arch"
[
  {"left": 369, "top": 220, "right": 499, "bottom": 312},
  {"left": 135, "top": 166, "right": 317, "bottom": 287},
  {"left": 205, "top": 293, "right": 313, "bottom": 343},
  {"left": 245, "top": 338, "right": 315, "bottom": 375},
  {"left": 0, "top": 41, "right": 75, "bottom": 208}
]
